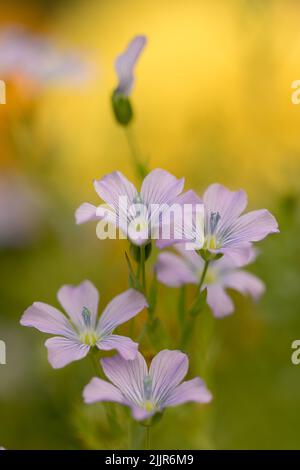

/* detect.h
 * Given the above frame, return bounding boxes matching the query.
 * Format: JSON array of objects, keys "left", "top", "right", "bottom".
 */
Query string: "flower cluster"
[{"left": 20, "top": 35, "right": 279, "bottom": 448}]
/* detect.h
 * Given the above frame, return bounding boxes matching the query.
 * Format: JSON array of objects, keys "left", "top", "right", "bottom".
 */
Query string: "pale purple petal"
[
  {"left": 83, "top": 377, "right": 125, "bottom": 405},
  {"left": 174, "top": 243, "right": 204, "bottom": 269},
  {"left": 75, "top": 203, "right": 99, "bottom": 224},
  {"left": 93, "top": 171, "right": 137, "bottom": 225},
  {"left": 224, "top": 209, "right": 279, "bottom": 246},
  {"left": 206, "top": 284, "right": 234, "bottom": 318},
  {"left": 131, "top": 406, "right": 151, "bottom": 421},
  {"left": 149, "top": 350, "right": 188, "bottom": 404},
  {"left": 217, "top": 244, "right": 253, "bottom": 266},
  {"left": 57, "top": 280, "right": 99, "bottom": 330},
  {"left": 20, "top": 302, "right": 75, "bottom": 338},
  {"left": 156, "top": 191, "right": 204, "bottom": 249},
  {"left": 98, "top": 334, "right": 138, "bottom": 360},
  {"left": 45, "top": 336, "right": 89, "bottom": 368},
  {"left": 101, "top": 352, "right": 147, "bottom": 406},
  {"left": 98, "top": 288, "right": 147, "bottom": 335},
  {"left": 141, "top": 169, "right": 184, "bottom": 207},
  {"left": 223, "top": 270, "right": 265, "bottom": 300},
  {"left": 174, "top": 189, "right": 202, "bottom": 206},
  {"left": 156, "top": 252, "right": 198, "bottom": 287},
  {"left": 203, "top": 183, "right": 247, "bottom": 231},
  {"left": 164, "top": 377, "right": 212, "bottom": 407},
  {"left": 115, "top": 35, "right": 147, "bottom": 95}
]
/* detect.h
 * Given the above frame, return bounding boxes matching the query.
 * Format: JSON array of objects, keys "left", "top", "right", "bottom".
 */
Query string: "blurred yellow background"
[{"left": 0, "top": 0, "right": 300, "bottom": 449}]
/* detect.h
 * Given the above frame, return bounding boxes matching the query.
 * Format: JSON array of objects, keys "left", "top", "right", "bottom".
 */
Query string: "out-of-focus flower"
[
  {"left": 21, "top": 281, "right": 147, "bottom": 368},
  {"left": 115, "top": 35, "right": 147, "bottom": 96},
  {"left": 0, "top": 172, "right": 43, "bottom": 248},
  {"left": 0, "top": 26, "right": 91, "bottom": 95},
  {"left": 156, "top": 245, "right": 265, "bottom": 317},
  {"left": 182, "top": 183, "right": 279, "bottom": 264},
  {"left": 111, "top": 35, "right": 147, "bottom": 125},
  {"left": 83, "top": 349, "right": 212, "bottom": 421},
  {"left": 76, "top": 168, "right": 200, "bottom": 247}
]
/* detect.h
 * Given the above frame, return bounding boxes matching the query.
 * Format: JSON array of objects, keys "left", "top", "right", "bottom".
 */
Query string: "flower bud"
[{"left": 111, "top": 91, "right": 133, "bottom": 126}]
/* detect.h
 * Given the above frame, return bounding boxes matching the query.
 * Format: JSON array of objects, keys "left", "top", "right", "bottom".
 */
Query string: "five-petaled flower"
[
  {"left": 75, "top": 168, "right": 198, "bottom": 247},
  {"left": 181, "top": 183, "right": 279, "bottom": 264},
  {"left": 20, "top": 281, "right": 147, "bottom": 368},
  {"left": 83, "top": 349, "right": 212, "bottom": 421},
  {"left": 156, "top": 244, "right": 265, "bottom": 317}
]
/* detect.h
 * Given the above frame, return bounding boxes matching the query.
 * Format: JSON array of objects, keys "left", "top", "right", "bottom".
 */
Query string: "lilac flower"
[
  {"left": 83, "top": 349, "right": 212, "bottom": 421},
  {"left": 115, "top": 35, "right": 147, "bottom": 96},
  {"left": 75, "top": 168, "right": 197, "bottom": 246},
  {"left": 156, "top": 245, "right": 265, "bottom": 317},
  {"left": 21, "top": 281, "right": 147, "bottom": 368},
  {"left": 0, "top": 26, "right": 91, "bottom": 89},
  {"left": 181, "top": 183, "right": 278, "bottom": 264}
]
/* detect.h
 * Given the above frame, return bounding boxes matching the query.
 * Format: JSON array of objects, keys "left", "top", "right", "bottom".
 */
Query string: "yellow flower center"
[
  {"left": 79, "top": 330, "right": 99, "bottom": 346},
  {"left": 204, "top": 235, "right": 218, "bottom": 250},
  {"left": 144, "top": 400, "right": 154, "bottom": 412}
]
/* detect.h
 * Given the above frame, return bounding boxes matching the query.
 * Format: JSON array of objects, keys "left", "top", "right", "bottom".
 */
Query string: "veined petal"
[
  {"left": 156, "top": 252, "right": 198, "bottom": 287},
  {"left": 83, "top": 377, "right": 125, "bottom": 405},
  {"left": 97, "top": 334, "right": 138, "bottom": 360},
  {"left": 98, "top": 289, "right": 147, "bottom": 335},
  {"left": 20, "top": 302, "right": 75, "bottom": 338},
  {"left": 101, "top": 353, "right": 147, "bottom": 407},
  {"left": 75, "top": 203, "right": 99, "bottom": 224},
  {"left": 174, "top": 189, "right": 202, "bottom": 206},
  {"left": 203, "top": 183, "right": 247, "bottom": 232},
  {"left": 57, "top": 280, "right": 99, "bottom": 330},
  {"left": 223, "top": 209, "right": 279, "bottom": 246},
  {"left": 164, "top": 377, "right": 212, "bottom": 407},
  {"left": 115, "top": 35, "right": 147, "bottom": 96},
  {"left": 206, "top": 284, "right": 234, "bottom": 318},
  {"left": 45, "top": 336, "right": 90, "bottom": 368},
  {"left": 94, "top": 171, "right": 137, "bottom": 217},
  {"left": 141, "top": 169, "right": 184, "bottom": 207},
  {"left": 156, "top": 192, "right": 204, "bottom": 249},
  {"left": 222, "top": 270, "right": 265, "bottom": 300},
  {"left": 217, "top": 244, "right": 253, "bottom": 266},
  {"left": 149, "top": 350, "right": 188, "bottom": 405},
  {"left": 174, "top": 243, "right": 204, "bottom": 269}
]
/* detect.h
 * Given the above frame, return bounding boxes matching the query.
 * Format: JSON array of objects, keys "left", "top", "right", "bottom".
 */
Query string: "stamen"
[
  {"left": 82, "top": 307, "right": 91, "bottom": 328},
  {"left": 144, "top": 400, "right": 154, "bottom": 412},
  {"left": 133, "top": 194, "right": 143, "bottom": 205},
  {"left": 143, "top": 375, "right": 152, "bottom": 401},
  {"left": 209, "top": 212, "right": 221, "bottom": 234}
]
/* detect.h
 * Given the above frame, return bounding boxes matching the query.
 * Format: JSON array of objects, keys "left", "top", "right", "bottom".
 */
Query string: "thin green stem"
[
  {"left": 197, "top": 259, "right": 209, "bottom": 293},
  {"left": 178, "top": 286, "right": 186, "bottom": 325},
  {"left": 90, "top": 349, "right": 102, "bottom": 377},
  {"left": 89, "top": 352, "right": 119, "bottom": 432},
  {"left": 140, "top": 245, "right": 147, "bottom": 295},
  {"left": 124, "top": 126, "right": 147, "bottom": 180},
  {"left": 145, "top": 426, "right": 151, "bottom": 450},
  {"left": 180, "top": 260, "right": 210, "bottom": 349}
]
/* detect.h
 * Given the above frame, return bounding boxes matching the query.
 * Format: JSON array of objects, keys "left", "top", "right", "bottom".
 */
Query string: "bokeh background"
[{"left": 0, "top": 0, "right": 300, "bottom": 449}]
